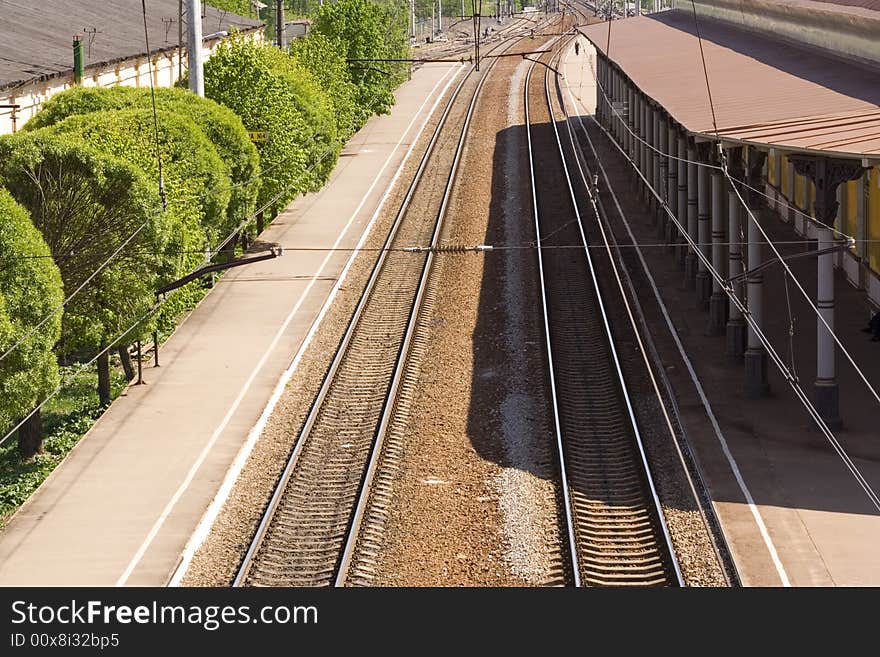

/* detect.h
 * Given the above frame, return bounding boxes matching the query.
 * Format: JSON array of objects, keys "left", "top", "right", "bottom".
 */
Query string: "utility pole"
[
  {"left": 276, "top": 0, "right": 284, "bottom": 47},
  {"left": 411, "top": 0, "right": 416, "bottom": 40},
  {"left": 178, "top": 0, "right": 183, "bottom": 82},
  {"left": 438, "top": 0, "right": 442, "bottom": 35},
  {"left": 186, "top": 0, "right": 204, "bottom": 96}
]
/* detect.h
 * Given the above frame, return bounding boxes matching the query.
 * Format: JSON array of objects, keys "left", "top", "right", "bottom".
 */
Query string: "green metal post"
[{"left": 73, "top": 35, "right": 84, "bottom": 85}]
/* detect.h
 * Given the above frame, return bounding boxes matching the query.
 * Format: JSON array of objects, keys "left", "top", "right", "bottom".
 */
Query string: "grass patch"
[
  {"left": 0, "top": 365, "right": 127, "bottom": 528},
  {"left": 0, "top": 280, "right": 214, "bottom": 530}
]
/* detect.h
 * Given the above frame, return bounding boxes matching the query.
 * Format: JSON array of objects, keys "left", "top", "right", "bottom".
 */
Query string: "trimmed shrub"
[
  {"left": 0, "top": 133, "right": 165, "bottom": 358},
  {"left": 0, "top": 189, "right": 64, "bottom": 455},
  {"left": 24, "top": 86, "right": 259, "bottom": 234}
]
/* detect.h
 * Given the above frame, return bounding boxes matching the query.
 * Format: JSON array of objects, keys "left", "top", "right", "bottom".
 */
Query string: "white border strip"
[
  {"left": 163, "top": 63, "right": 463, "bottom": 587},
  {"left": 562, "top": 50, "right": 791, "bottom": 587}
]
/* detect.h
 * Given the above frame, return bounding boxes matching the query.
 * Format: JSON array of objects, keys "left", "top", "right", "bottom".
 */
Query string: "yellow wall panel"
[
  {"left": 794, "top": 173, "right": 805, "bottom": 210},
  {"left": 768, "top": 151, "right": 776, "bottom": 186},
  {"left": 781, "top": 154, "right": 790, "bottom": 197},
  {"left": 869, "top": 167, "right": 880, "bottom": 273},
  {"left": 843, "top": 179, "right": 858, "bottom": 240}
]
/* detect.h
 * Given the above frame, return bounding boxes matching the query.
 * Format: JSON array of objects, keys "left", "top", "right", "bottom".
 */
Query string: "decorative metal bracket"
[{"left": 789, "top": 155, "right": 864, "bottom": 227}]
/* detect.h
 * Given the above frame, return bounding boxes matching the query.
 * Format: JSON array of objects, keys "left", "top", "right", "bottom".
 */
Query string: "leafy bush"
[
  {"left": 312, "top": 0, "right": 410, "bottom": 118},
  {"left": 289, "top": 31, "right": 361, "bottom": 140},
  {"left": 0, "top": 133, "right": 164, "bottom": 356},
  {"left": 0, "top": 189, "right": 64, "bottom": 452},
  {"left": 25, "top": 86, "right": 260, "bottom": 235},
  {"left": 203, "top": 36, "right": 337, "bottom": 209}
]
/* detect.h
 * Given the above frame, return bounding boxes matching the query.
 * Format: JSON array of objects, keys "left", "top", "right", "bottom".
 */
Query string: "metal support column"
[
  {"left": 744, "top": 148, "right": 769, "bottom": 398},
  {"left": 816, "top": 224, "right": 840, "bottom": 427},
  {"left": 676, "top": 135, "right": 688, "bottom": 265},
  {"left": 726, "top": 148, "right": 746, "bottom": 359},
  {"left": 685, "top": 144, "right": 699, "bottom": 289},
  {"left": 665, "top": 124, "right": 678, "bottom": 247},
  {"left": 657, "top": 115, "right": 669, "bottom": 235},
  {"left": 651, "top": 109, "right": 661, "bottom": 220},
  {"left": 708, "top": 166, "right": 727, "bottom": 332},
  {"left": 789, "top": 156, "right": 864, "bottom": 425},
  {"left": 696, "top": 147, "right": 712, "bottom": 307}
]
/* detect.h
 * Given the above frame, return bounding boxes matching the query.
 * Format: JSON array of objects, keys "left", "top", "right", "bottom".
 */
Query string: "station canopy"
[{"left": 579, "top": 11, "right": 880, "bottom": 157}]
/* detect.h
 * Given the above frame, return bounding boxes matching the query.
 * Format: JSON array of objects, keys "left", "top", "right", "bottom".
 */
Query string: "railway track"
[
  {"left": 233, "top": 23, "right": 560, "bottom": 588},
  {"left": 524, "top": 35, "right": 684, "bottom": 586}
]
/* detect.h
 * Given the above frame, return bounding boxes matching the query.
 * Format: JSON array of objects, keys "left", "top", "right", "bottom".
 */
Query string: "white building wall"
[{"left": 0, "top": 30, "right": 263, "bottom": 135}]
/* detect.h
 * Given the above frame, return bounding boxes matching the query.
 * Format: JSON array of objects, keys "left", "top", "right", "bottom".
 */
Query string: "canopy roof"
[{"left": 580, "top": 11, "right": 880, "bottom": 156}]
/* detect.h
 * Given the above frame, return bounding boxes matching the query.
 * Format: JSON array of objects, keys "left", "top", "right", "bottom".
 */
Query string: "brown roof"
[{"left": 580, "top": 11, "right": 880, "bottom": 156}]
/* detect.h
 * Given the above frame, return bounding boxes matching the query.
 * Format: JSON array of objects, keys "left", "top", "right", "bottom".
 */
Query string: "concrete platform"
[
  {"left": 0, "top": 62, "right": 462, "bottom": 586},
  {"left": 565, "top": 37, "right": 880, "bottom": 586}
]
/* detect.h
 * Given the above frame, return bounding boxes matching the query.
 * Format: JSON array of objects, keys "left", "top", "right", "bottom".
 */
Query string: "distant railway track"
[
  {"left": 524, "top": 33, "right": 685, "bottom": 586},
  {"left": 233, "top": 21, "right": 561, "bottom": 588}
]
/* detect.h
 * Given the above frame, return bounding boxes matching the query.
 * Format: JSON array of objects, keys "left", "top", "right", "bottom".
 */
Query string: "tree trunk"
[
  {"left": 98, "top": 348, "right": 111, "bottom": 406},
  {"left": 118, "top": 344, "right": 135, "bottom": 381},
  {"left": 18, "top": 408, "right": 43, "bottom": 459},
  {"left": 223, "top": 232, "right": 239, "bottom": 264}
]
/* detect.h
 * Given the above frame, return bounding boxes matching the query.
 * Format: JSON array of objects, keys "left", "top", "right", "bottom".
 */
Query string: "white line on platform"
[
  {"left": 161, "top": 63, "right": 463, "bottom": 587},
  {"left": 562, "top": 54, "right": 791, "bottom": 587}
]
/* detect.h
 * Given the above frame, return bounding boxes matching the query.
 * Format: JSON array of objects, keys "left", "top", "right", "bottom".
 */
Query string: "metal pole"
[
  {"left": 726, "top": 177, "right": 745, "bottom": 359},
  {"left": 696, "top": 153, "right": 711, "bottom": 307},
  {"left": 136, "top": 340, "right": 144, "bottom": 385},
  {"left": 153, "top": 331, "right": 160, "bottom": 367},
  {"left": 178, "top": 0, "right": 183, "bottom": 81},
  {"left": 186, "top": 0, "right": 204, "bottom": 96},
  {"left": 708, "top": 167, "right": 727, "bottom": 332},
  {"left": 676, "top": 135, "right": 688, "bottom": 265},
  {"left": 73, "top": 35, "right": 84, "bottom": 85},
  {"left": 276, "top": 0, "right": 284, "bottom": 47},
  {"left": 816, "top": 225, "right": 839, "bottom": 426},
  {"left": 685, "top": 145, "right": 698, "bottom": 289}
]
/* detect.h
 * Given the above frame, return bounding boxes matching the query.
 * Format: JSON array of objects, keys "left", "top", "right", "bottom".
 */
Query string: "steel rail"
[
  {"left": 234, "top": 26, "right": 551, "bottom": 588},
  {"left": 542, "top": 39, "right": 685, "bottom": 585},
  {"left": 334, "top": 39, "right": 510, "bottom": 587},
  {"left": 556, "top": 70, "right": 739, "bottom": 586},
  {"left": 525, "top": 28, "right": 683, "bottom": 585},
  {"left": 524, "top": 41, "right": 583, "bottom": 587}
]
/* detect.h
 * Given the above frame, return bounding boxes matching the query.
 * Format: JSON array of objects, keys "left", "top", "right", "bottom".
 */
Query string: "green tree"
[
  {"left": 24, "top": 86, "right": 260, "bottom": 239},
  {"left": 44, "top": 108, "right": 231, "bottom": 339},
  {"left": 311, "top": 0, "right": 410, "bottom": 118},
  {"left": 289, "top": 31, "right": 361, "bottom": 140},
  {"left": 0, "top": 133, "right": 165, "bottom": 406},
  {"left": 203, "top": 36, "right": 335, "bottom": 210},
  {"left": 0, "top": 190, "right": 64, "bottom": 458}
]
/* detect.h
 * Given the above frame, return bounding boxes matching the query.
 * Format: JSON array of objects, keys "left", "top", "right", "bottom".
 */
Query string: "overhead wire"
[
  {"left": 576, "top": 53, "right": 880, "bottom": 512},
  {"left": 583, "top": 50, "right": 880, "bottom": 412}
]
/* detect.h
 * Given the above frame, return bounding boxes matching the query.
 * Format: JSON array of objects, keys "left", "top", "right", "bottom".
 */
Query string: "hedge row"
[{"left": 0, "top": 0, "right": 409, "bottom": 458}]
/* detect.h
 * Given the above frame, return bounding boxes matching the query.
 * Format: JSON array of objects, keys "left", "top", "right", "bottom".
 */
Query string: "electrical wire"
[
  {"left": 579, "top": 84, "right": 880, "bottom": 512},
  {"left": 584, "top": 57, "right": 880, "bottom": 411},
  {"left": 141, "top": 0, "right": 167, "bottom": 210}
]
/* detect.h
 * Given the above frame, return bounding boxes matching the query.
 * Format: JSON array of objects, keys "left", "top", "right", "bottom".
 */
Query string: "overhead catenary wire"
[
  {"left": 584, "top": 56, "right": 880, "bottom": 411},
  {"left": 0, "top": 54, "right": 431, "bottom": 366},
  {"left": 577, "top": 71, "right": 880, "bottom": 512},
  {"left": 141, "top": 0, "right": 167, "bottom": 209}
]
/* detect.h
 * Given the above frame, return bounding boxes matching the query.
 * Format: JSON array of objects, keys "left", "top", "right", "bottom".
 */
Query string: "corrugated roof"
[
  {"left": 581, "top": 11, "right": 880, "bottom": 156},
  {"left": 0, "top": 0, "right": 262, "bottom": 91}
]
